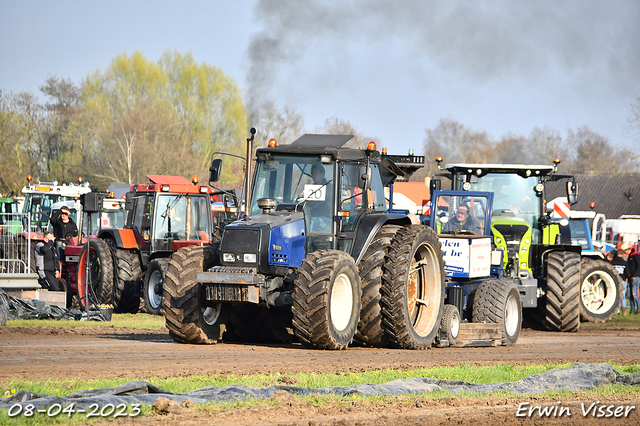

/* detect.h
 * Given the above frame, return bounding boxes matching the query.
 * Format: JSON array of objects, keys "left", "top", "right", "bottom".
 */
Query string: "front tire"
[
  {"left": 163, "top": 245, "right": 228, "bottom": 344},
  {"left": 143, "top": 259, "right": 169, "bottom": 316},
  {"left": 473, "top": 280, "right": 522, "bottom": 346},
  {"left": 579, "top": 258, "right": 622, "bottom": 323},
  {"left": 292, "top": 250, "right": 361, "bottom": 350},
  {"left": 381, "top": 225, "right": 445, "bottom": 349},
  {"left": 440, "top": 304, "right": 460, "bottom": 345}
]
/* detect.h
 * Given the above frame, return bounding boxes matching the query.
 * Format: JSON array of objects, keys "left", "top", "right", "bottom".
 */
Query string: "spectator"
[
  {"left": 50, "top": 205, "right": 78, "bottom": 242},
  {"left": 34, "top": 231, "right": 63, "bottom": 291},
  {"left": 442, "top": 204, "right": 482, "bottom": 235},
  {"left": 625, "top": 244, "right": 640, "bottom": 314},
  {"left": 610, "top": 248, "right": 630, "bottom": 316}
]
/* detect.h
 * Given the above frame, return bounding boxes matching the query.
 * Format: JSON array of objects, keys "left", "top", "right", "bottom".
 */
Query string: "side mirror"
[
  {"left": 566, "top": 181, "right": 578, "bottom": 205},
  {"left": 125, "top": 192, "right": 134, "bottom": 211},
  {"left": 358, "top": 165, "right": 371, "bottom": 190},
  {"left": 209, "top": 159, "right": 223, "bottom": 184}
]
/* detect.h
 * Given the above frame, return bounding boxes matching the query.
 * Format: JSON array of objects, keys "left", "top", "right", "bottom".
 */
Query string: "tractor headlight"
[
  {"left": 223, "top": 253, "right": 235, "bottom": 262},
  {"left": 243, "top": 253, "right": 257, "bottom": 263}
]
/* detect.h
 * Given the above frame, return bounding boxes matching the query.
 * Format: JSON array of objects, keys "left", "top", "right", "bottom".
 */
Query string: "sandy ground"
[{"left": 2, "top": 325, "right": 640, "bottom": 424}]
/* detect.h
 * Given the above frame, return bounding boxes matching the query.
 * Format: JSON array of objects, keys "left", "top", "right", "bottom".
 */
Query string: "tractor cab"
[
  {"left": 124, "top": 175, "right": 213, "bottom": 260},
  {"left": 431, "top": 162, "right": 579, "bottom": 278},
  {"left": 20, "top": 176, "right": 92, "bottom": 234},
  {"left": 215, "top": 135, "right": 406, "bottom": 274}
]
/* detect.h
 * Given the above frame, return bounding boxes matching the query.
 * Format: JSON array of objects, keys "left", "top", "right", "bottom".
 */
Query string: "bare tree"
[
  {"left": 567, "top": 126, "right": 638, "bottom": 173},
  {"left": 251, "top": 100, "right": 304, "bottom": 148},
  {"left": 627, "top": 94, "right": 640, "bottom": 143}
]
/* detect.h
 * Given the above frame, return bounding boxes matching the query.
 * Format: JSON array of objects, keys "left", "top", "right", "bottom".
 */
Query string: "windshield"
[
  {"left": 467, "top": 173, "right": 540, "bottom": 241},
  {"left": 153, "top": 194, "right": 210, "bottom": 240},
  {"left": 432, "top": 194, "right": 490, "bottom": 236},
  {"left": 250, "top": 155, "right": 335, "bottom": 217}
]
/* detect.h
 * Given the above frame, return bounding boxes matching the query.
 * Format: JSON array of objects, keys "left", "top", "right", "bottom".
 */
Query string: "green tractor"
[{"left": 431, "top": 159, "right": 592, "bottom": 331}]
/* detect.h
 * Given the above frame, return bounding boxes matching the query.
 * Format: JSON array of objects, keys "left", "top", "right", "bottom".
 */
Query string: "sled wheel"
[{"left": 440, "top": 304, "right": 460, "bottom": 345}]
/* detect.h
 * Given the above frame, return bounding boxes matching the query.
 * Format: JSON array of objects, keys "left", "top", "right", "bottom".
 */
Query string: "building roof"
[{"left": 546, "top": 172, "right": 640, "bottom": 219}]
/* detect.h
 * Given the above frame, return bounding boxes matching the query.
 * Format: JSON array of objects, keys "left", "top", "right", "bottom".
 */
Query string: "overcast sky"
[{"left": 2, "top": 0, "right": 639, "bottom": 156}]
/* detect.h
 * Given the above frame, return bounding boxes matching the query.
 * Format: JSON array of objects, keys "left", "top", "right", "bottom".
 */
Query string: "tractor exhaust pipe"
[{"left": 244, "top": 127, "right": 256, "bottom": 220}]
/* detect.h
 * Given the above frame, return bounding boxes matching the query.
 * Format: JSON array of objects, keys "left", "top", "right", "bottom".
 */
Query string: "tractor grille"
[
  {"left": 493, "top": 224, "right": 529, "bottom": 260},
  {"left": 221, "top": 229, "right": 260, "bottom": 254},
  {"left": 205, "top": 283, "right": 257, "bottom": 302}
]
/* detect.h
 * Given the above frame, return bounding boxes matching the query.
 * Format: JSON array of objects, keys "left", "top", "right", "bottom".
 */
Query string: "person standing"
[
  {"left": 34, "top": 231, "right": 62, "bottom": 291},
  {"left": 49, "top": 205, "right": 78, "bottom": 242},
  {"left": 625, "top": 244, "right": 640, "bottom": 314},
  {"left": 610, "top": 248, "right": 630, "bottom": 316}
]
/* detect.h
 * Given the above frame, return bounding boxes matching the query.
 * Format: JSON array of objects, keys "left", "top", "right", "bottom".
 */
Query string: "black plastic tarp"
[{"left": 2, "top": 363, "right": 639, "bottom": 412}]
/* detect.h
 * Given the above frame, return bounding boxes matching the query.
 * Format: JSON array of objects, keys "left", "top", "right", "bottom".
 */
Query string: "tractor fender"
[
  {"left": 351, "top": 214, "right": 412, "bottom": 265},
  {"left": 96, "top": 228, "right": 138, "bottom": 250}
]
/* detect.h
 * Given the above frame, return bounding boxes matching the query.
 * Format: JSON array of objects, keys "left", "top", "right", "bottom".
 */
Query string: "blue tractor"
[{"left": 162, "top": 131, "right": 446, "bottom": 350}]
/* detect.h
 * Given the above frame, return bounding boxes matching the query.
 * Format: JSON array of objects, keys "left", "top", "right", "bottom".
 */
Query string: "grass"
[
  {"left": 5, "top": 313, "right": 165, "bottom": 329},
  {"left": 2, "top": 313, "right": 640, "bottom": 424},
  {"left": 581, "top": 310, "right": 640, "bottom": 330},
  {"left": 2, "top": 363, "right": 640, "bottom": 425}
]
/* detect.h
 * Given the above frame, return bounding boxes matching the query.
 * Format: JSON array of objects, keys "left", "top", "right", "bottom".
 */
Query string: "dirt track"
[{"left": 2, "top": 325, "right": 640, "bottom": 425}]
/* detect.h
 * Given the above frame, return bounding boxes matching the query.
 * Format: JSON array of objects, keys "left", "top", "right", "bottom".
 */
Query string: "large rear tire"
[
  {"left": 292, "top": 250, "right": 361, "bottom": 350},
  {"left": 355, "top": 224, "right": 401, "bottom": 347},
  {"left": 381, "top": 225, "right": 445, "bottom": 349},
  {"left": 163, "top": 245, "right": 228, "bottom": 344},
  {"left": 540, "top": 251, "right": 581, "bottom": 332},
  {"left": 472, "top": 280, "right": 522, "bottom": 346},
  {"left": 579, "top": 257, "right": 622, "bottom": 323},
  {"left": 77, "top": 239, "right": 114, "bottom": 307},
  {"left": 143, "top": 258, "right": 169, "bottom": 316},
  {"left": 112, "top": 248, "right": 142, "bottom": 313}
]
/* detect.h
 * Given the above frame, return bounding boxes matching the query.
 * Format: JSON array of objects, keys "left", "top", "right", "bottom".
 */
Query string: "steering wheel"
[{"left": 453, "top": 229, "right": 477, "bottom": 236}]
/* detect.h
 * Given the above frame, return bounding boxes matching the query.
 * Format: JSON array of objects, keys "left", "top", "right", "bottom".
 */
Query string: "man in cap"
[{"left": 50, "top": 205, "right": 78, "bottom": 242}]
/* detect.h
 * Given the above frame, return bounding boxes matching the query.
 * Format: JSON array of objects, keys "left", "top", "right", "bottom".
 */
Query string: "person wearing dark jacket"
[
  {"left": 49, "top": 205, "right": 77, "bottom": 242},
  {"left": 610, "top": 248, "right": 630, "bottom": 316},
  {"left": 625, "top": 245, "right": 640, "bottom": 314},
  {"left": 34, "top": 231, "right": 62, "bottom": 291}
]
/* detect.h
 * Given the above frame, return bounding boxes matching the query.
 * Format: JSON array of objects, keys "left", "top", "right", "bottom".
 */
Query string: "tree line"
[{"left": 1, "top": 49, "right": 638, "bottom": 194}]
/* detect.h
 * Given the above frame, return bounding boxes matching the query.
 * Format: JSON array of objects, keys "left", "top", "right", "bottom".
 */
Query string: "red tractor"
[{"left": 93, "top": 175, "right": 215, "bottom": 314}]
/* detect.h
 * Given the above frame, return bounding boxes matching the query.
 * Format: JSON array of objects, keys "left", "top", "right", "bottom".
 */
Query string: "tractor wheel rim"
[
  {"left": 147, "top": 270, "right": 163, "bottom": 309},
  {"left": 581, "top": 271, "right": 617, "bottom": 314},
  {"left": 330, "top": 272, "right": 353, "bottom": 332},
  {"left": 450, "top": 311, "right": 460, "bottom": 339},
  {"left": 202, "top": 304, "right": 221, "bottom": 326},
  {"left": 407, "top": 242, "right": 441, "bottom": 337},
  {"left": 504, "top": 294, "right": 519, "bottom": 336}
]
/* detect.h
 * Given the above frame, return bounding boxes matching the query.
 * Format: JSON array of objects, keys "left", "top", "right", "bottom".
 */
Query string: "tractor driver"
[
  {"left": 305, "top": 161, "right": 332, "bottom": 233},
  {"left": 442, "top": 203, "right": 482, "bottom": 235}
]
